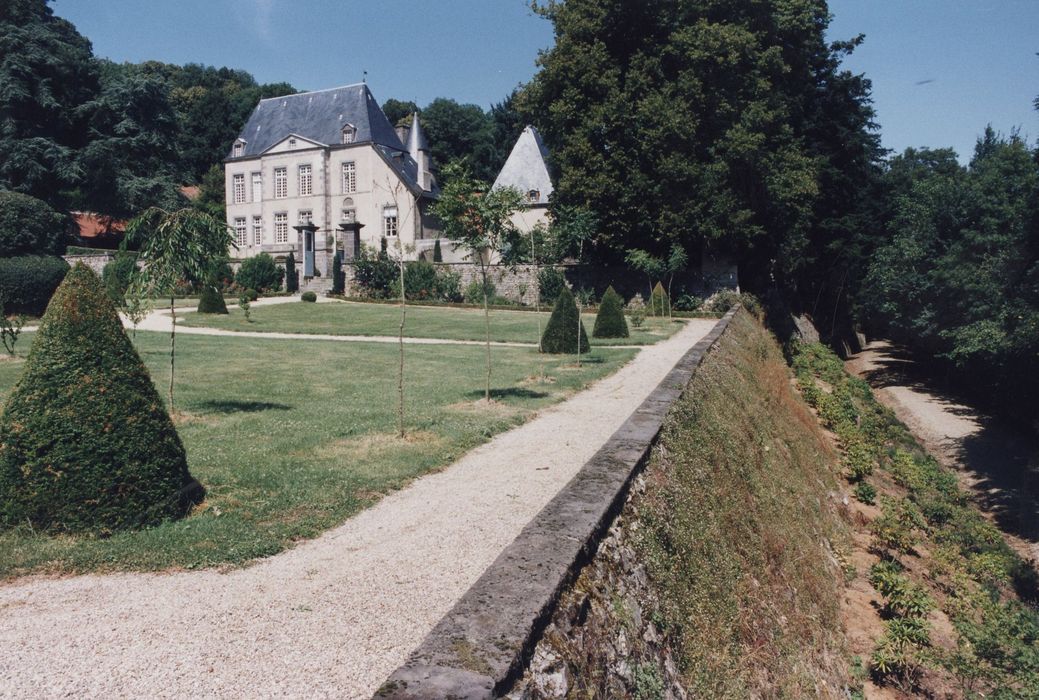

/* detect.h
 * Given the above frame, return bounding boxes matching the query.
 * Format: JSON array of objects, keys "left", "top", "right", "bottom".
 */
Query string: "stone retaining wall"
[
  {"left": 376, "top": 306, "right": 740, "bottom": 699},
  {"left": 63, "top": 252, "right": 116, "bottom": 274}
]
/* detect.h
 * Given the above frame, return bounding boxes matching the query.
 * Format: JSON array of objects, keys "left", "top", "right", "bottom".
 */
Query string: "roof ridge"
[{"left": 258, "top": 83, "right": 367, "bottom": 102}]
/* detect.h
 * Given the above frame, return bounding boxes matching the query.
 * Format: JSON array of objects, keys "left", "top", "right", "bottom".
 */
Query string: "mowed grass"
[
  {"left": 0, "top": 330, "right": 634, "bottom": 578},
  {"left": 178, "top": 300, "right": 683, "bottom": 346}
]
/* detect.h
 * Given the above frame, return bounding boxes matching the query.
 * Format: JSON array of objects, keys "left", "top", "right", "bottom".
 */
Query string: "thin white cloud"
[{"left": 231, "top": 0, "right": 276, "bottom": 44}]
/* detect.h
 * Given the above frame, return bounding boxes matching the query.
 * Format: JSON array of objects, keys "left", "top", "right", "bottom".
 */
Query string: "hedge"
[
  {"left": 541, "top": 286, "right": 590, "bottom": 354},
  {"left": 102, "top": 252, "right": 138, "bottom": 306},
  {"left": 0, "top": 255, "right": 70, "bottom": 315},
  {"left": 0, "top": 264, "right": 202, "bottom": 533},
  {"left": 236, "top": 253, "right": 283, "bottom": 292},
  {"left": 592, "top": 285, "right": 629, "bottom": 338},
  {"left": 0, "top": 191, "right": 68, "bottom": 256}
]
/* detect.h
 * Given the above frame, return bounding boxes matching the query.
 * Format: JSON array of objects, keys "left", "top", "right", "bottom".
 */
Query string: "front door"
[{"left": 303, "top": 230, "right": 316, "bottom": 277}]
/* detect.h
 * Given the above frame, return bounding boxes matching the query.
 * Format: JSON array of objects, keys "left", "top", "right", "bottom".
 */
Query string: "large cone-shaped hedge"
[
  {"left": 592, "top": 285, "right": 629, "bottom": 338},
  {"left": 0, "top": 264, "right": 202, "bottom": 533},
  {"left": 541, "top": 286, "right": 590, "bottom": 354},
  {"left": 197, "top": 285, "right": 228, "bottom": 314}
]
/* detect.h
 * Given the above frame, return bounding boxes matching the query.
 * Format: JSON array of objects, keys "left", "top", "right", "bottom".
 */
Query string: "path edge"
[{"left": 375, "top": 306, "right": 741, "bottom": 699}]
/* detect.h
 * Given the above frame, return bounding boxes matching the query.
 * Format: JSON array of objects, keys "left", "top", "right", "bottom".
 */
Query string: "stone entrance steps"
[{"left": 300, "top": 276, "right": 333, "bottom": 295}]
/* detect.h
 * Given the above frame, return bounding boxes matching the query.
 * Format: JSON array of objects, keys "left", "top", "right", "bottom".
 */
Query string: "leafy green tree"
[
  {"left": 382, "top": 98, "right": 419, "bottom": 127},
  {"left": 193, "top": 164, "right": 226, "bottom": 220},
  {"left": 0, "top": 0, "right": 99, "bottom": 206},
  {"left": 125, "top": 207, "right": 234, "bottom": 412},
  {"left": 431, "top": 162, "right": 524, "bottom": 401},
  {"left": 421, "top": 99, "right": 498, "bottom": 182}
]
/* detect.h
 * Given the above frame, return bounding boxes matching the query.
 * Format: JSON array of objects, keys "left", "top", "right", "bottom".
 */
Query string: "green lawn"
[
  {"left": 0, "top": 331, "right": 634, "bottom": 578},
  {"left": 178, "top": 300, "right": 684, "bottom": 345}
]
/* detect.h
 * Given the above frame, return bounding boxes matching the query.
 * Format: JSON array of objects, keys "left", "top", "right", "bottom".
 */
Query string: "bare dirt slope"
[
  {"left": 847, "top": 340, "right": 1039, "bottom": 565},
  {"left": 0, "top": 318, "right": 719, "bottom": 699}
]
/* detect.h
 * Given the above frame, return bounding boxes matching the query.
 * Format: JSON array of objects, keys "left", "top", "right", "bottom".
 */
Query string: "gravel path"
[
  {"left": 847, "top": 341, "right": 1039, "bottom": 564},
  {"left": 0, "top": 316, "right": 720, "bottom": 699}
]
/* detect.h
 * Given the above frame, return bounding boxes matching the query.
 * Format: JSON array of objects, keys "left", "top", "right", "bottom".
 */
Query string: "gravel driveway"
[{"left": 0, "top": 317, "right": 719, "bottom": 699}]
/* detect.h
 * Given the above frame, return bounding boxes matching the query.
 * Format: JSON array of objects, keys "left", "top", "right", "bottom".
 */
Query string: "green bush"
[
  {"left": 208, "top": 258, "right": 235, "bottom": 292},
  {"left": 331, "top": 251, "right": 345, "bottom": 294},
  {"left": 0, "top": 191, "right": 68, "bottom": 256},
  {"left": 301, "top": 291, "right": 317, "bottom": 302},
  {"left": 464, "top": 278, "right": 496, "bottom": 304},
  {"left": 0, "top": 264, "right": 201, "bottom": 533},
  {"left": 403, "top": 260, "right": 439, "bottom": 300},
  {"left": 541, "top": 286, "right": 590, "bottom": 354},
  {"left": 284, "top": 251, "right": 299, "bottom": 293},
  {"left": 593, "top": 285, "right": 629, "bottom": 338},
  {"left": 102, "top": 253, "right": 138, "bottom": 306},
  {"left": 0, "top": 255, "right": 70, "bottom": 315},
  {"left": 854, "top": 481, "right": 877, "bottom": 505},
  {"left": 235, "top": 253, "right": 282, "bottom": 292},
  {"left": 433, "top": 239, "right": 443, "bottom": 262},
  {"left": 196, "top": 285, "right": 228, "bottom": 314},
  {"left": 537, "top": 267, "right": 566, "bottom": 305},
  {"left": 627, "top": 293, "right": 647, "bottom": 328},
  {"left": 437, "top": 268, "right": 462, "bottom": 302},
  {"left": 649, "top": 281, "right": 669, "bottom": 316},
  {"left": 354, "top": 248, "right": 398, "bottom": 298},
  {"left": 674, "top": 293, "right": 703, "bottom": 311},
  {"left": 244, "top": 287, "right": 258, "bottom": 302}
]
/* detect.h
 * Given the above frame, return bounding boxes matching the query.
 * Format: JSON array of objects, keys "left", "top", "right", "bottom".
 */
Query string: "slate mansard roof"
[
  {"left": 492, "top": 125, "right": 553, "bottom": 205},
  {"left": 230, "top": 83, "right": 404, "bottom": 157},
  {"left": 229, "top": 83, "right": 435, "bottom": 195}
]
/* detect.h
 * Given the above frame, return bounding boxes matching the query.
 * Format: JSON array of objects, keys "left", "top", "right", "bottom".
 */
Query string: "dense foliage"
[
  {"left": 541, "top": 286, "right": 589, "bottom": 354},
  {"left": 0, "top": 0, "right": 296, "bottom": 216},
  {"left": 101, "top": 252, "right": 138, "bottom": 305},
  {"left": 0, "top": 192, "right": 69, "bottom": 256},
  {"left": 861, "top": 132, "right": 1039, "bottom": 419},
  {"left": 235, "top": 252, "right": 282, "bottom": 293},
  {"left": 592, "top": 286, "right": 628, "bottom": 338},
  {"left": 0, "top": 255, "right": 69, "bottom": 315},
  {"left": 0, "top": 265, "right": 200, "bottom": 533}
]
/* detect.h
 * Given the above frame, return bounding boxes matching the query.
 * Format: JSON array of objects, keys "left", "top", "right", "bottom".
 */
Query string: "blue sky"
[{"left": 52, "top": 0, "right": 1039, "bottom": 163}]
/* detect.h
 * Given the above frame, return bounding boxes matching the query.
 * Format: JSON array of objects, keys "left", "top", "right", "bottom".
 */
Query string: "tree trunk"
[
  {"left": 169, "top": 296, "right": 176, "bottom": 414},
  {"left": 575, "top": 298, "right": 582, "bottom": 368},
  {"left": 398, "top": 259, "right": 407, "bottom": 438},
  {"left": 481, "top": 264, "right": 491, "bottom": 403}
]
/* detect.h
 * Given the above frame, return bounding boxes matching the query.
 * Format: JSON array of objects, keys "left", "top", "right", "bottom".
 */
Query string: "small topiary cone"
[
  {"left": 592, "top": 285, "right": 629, "bottom": 338},
  {"left": 0, "top": 264, "right": 202, "bottom": 533},
  {"left": 197, "top": 285, "right": 228, "bottom": 314},
  {"left": 433, "top": 239, "right": 443, "bottom": 263},
  {"left": 541, "top": 286, "right": 590, "bottom": 354},
  {"left": 650, "top": 281, "right": 669, "bottom": 316}
]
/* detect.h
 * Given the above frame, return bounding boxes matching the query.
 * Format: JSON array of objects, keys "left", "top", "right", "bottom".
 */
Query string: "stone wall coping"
[{"left": 375, "top": 306, "right": 741, "bottom": 699}]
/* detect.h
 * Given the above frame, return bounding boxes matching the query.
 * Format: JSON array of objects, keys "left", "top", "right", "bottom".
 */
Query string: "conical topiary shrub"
[
  {"left": 541, "top": 286, "right": 590, "bottom": 354},
  {"left": 433, "top": 238, "right": 443, "bottom": 263},
  {"left": 196, "top": 285, "right": 228, "bottom": 314},
  {"left": 650, "top": 281, "right": 669, "bottom": 316},
  {"left": 592, "top": 286, "right": 629, "bottom": 338},
  {"left": 285, "top": 251, "right": 299, "bottom": 293},
  {"left": 0, "top": 264, "right": 202, "bottom": 533}
]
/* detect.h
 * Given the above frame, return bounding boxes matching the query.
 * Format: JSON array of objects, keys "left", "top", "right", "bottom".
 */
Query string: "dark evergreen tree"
[
  {"left": 0, "top": 264, "right": 201, "bottom": 532},
  {"left": 433, "top": 239, "right": 443, "bottom": 263},
  {"left": 196, "top": 285, "right": 228, "bottom": 314},
  {"left": 541, "top": 286, "right": 590, "bottom": 354},
  {"left": 593, "top": 286, "right": 629, "bottom": 338},
  {"left": 284, "top": 251, "right": 299, "bottom": 293},
  {"left": 331, "top": 250, "right": 345, "bottom": 294}
]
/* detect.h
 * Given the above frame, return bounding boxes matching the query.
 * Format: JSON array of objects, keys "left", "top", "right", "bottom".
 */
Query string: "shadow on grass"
[
  {"left": 195, "top": 400, "right": 293, "bottom": 414},
  {"left": 464, "top": 388, "right": 550, "bottom": 400}
]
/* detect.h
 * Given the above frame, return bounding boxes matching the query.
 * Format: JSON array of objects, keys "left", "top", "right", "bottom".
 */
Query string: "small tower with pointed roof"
[
  {"left": 406, "top": 112, "right": 433, "bottom": 192},
  {"left": 493, "top": 125, "right": 554, "bottom": 234}
]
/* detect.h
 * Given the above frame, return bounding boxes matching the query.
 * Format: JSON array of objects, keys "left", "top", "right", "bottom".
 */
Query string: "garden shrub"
[
  {"left": 301, "top": 291, "right": 317, "bottom": 302},
  {"left": 464, "top": 278, "right": 496, "bottom": 304},
  {"left": 627, "top": 293, "right": 646, "bottom": 328},
  {"left": 541, "top": 286, "right": 589, "bottom": 354},
  {"left": 674, "top": 293, "right": 703, "bottom": 311},
  {"left": 235, "top": 252, "right": 282, "bottom": 292},
  {"left": 403, "top": 259, "right": 439, "bottom": 300},
  {"left": 649, "top": 281, "right": 669, "bottom": 316},
  {"left": 0, "top": 264, "right": 201, "bottom": 533},
  {"left": 592, "top": 285, "right": 629, "bottom": 338},
  {"left": 196, "top": 285, "right": 228, "bottom": 314},
  {"left": 0, "top": 255, "right": 70, "bottom": 315},
  {"left": 208, "top": 258, "right": 235, "bottom": 292},
  {"left": 433, "top": 238, "right": 443, "bottom": 262},
  {"left": 331, "top": 251, "right": 345, "bottom": 294},
  {"left": 437, "top": 268, "right": 462, "bottom": 302},
  {"left": 354, "top": 248, "right": 397, "bottom": 298},
  {"left": 244, "top": 287, "right": 258, "bottom": 302},
  {"left": 102, "top": 252, "right": 138, "bottom": 305},
  {"left": 537, "top": 267, "right": 566, "bottom": 305},
  {"left": 0, "top": 191, "right": 68, "bottom": 256},
  {"left": 284, "top": 251, "right": 299, "bottom": 293}
]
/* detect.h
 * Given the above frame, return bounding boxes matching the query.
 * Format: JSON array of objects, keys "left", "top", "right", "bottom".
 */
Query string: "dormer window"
[
  {"left": 527, "top": 189, "right": 540, "bottom": 203},
  {"left": 342, "top": 124, "right": 356, "bottom": 144},
  {"left": 232, "top": 140, "right": 245, "bottom": 158}
]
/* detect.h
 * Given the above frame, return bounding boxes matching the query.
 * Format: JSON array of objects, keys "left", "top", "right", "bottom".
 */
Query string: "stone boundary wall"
[
  {"left": 343, "top": 262, "right": 738, "bottom": 306},
  {"left": 63, "top": 252, "right": 116, "bottom": 275},
  {"left": 376, "top": 306, "right": 741, "bottom": 699}
]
